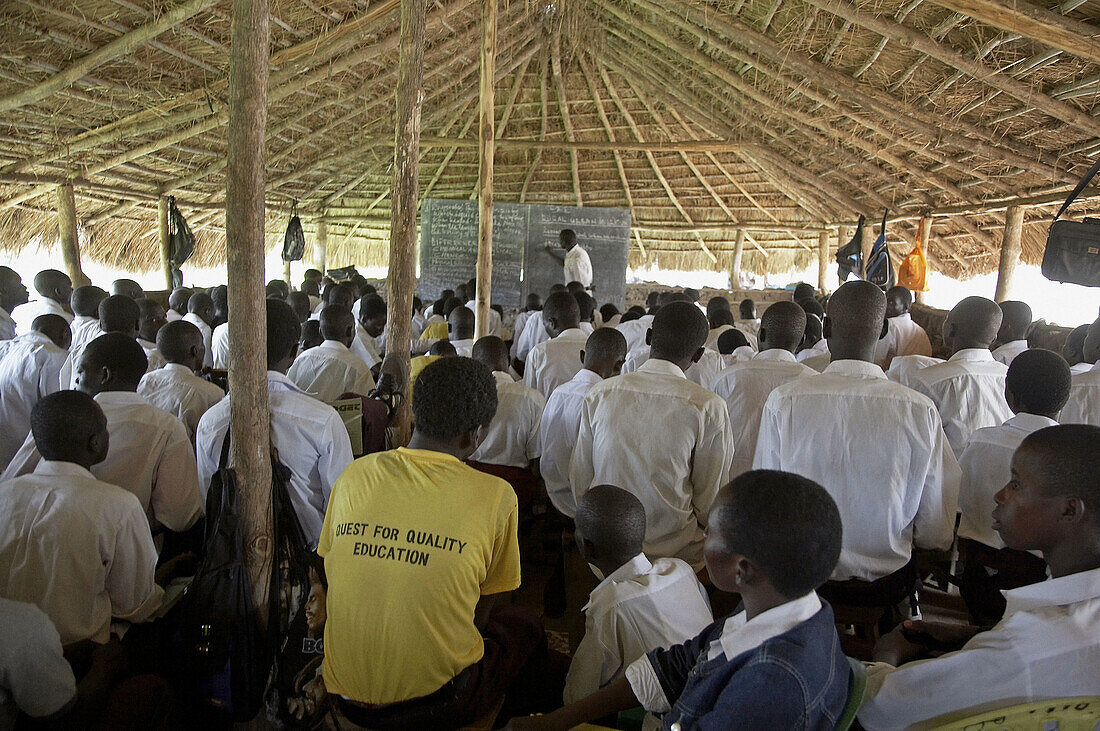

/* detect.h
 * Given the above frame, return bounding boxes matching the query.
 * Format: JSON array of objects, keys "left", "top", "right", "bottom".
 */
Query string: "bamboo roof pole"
[
  {"left": 387, "top": 0, "right": 428, "bottom": 443},
  {"left": 56, "top": 183, "right": 90, "bottom": 289},
  {"left": 550, "top": 33, "right": 582, "bottom": 207},
  {"left": 994, "top": 205, "right": 1025, "bottom": 302},
  {"left": 520, "top": 63, "right": 549, "bottom": 204},
  {"left": 225, "top": 0, "right": 273, "bottom": 610},
  {"left": 475, "top": 0, "right": 496, "bottom": 340},
  {"left": 314, "top": 217, "right": 327, "bottom": 273},
  {"left": 818, "top": 229, "right": 832, "bottom": 295},
  {"left": 158, "top": 196, "right": 172, "bottom": 291},
  {"left": 577, "top": 55, "right": 634, "bottom": 210},
  {"left": 424, "top": 105, "right": 477, "bottom": 199},
  {"left": 915, "top": 216, "right": 933, "bottom": 305}
]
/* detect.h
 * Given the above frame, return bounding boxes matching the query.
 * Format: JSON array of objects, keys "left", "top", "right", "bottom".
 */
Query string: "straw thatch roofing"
[{"left": 0, "top": 0, "right": 1097, "bottom": 279}]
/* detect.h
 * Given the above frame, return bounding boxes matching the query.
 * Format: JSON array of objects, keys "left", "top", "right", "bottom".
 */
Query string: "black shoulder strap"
[
  {"left": 218, "top": 428, "right": 232, "bottom": 471},
  {"left": 1055, "top": 157, "right": 1100, "bottom": 221}
]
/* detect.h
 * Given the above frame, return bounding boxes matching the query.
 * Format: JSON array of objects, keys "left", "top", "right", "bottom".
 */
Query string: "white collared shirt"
[
  {"left": 1060, "top": 361, "right": 1100, "bottom": 426},
  {"left": 0, "top": 461, "right": 163, "bottom": 644},
  {"left": 510, "top": 311, "right": 534, "bottom": 359},
  {"left": 449, "top": 337, "right": 474, "bottom": 358},
  {"left": 565, "top": 553, "right": 713, "bottom": 705},
  {"left": 516, "top": 312, "right": 551, "bottom": 362},
  {"left": 755, "top": 360, "right": 959, "bottom": 581},
  {"left": 992, "top": 339, "right": 1029, "bottom": 366},
  {"left": 539, "top": 369, "right": 604, "bottom": 517},
  {"left": 614, "top": 315, "right": 654, "bottom": 356},
  {"left": 182, "top": 313, "right": 214, "bottom": 368},
  {"left": 0, "top": 599, "right": 76, "bottom": 724},
  {"left": 0, "top": 332, "right": 67, "bottom": 470},
  {"left": 564, "top": 245, "right": 593, "bottom": 288},
  {"left": 622, "top": 346, "right": 725, "bottom": 392},
  {"left": 874, "top": 313, "right": 933, "bottom": 369},
  {"left": 470, "top": 371, "right": 546, "bottom": 468},
  {"left": 10, "top": 299, "right": 72, "bottom": 335},
  {"left": 571, "top": 359, "right": 734, "bottom": 569},
  {"left": 957, "top": 412, "right": 1059, "bottom": 549},
  {"left": 165, "top": 308, "right": 183, "bottom": 322},
  {"left": 287, "top": 340, "right": 376, "bottom": 402},
  {"left": 69, "top": 315, "right": 103, "bottom": 354},
  {"left": 350, "top": 324, "right": 382, "bottom": 369},
  {"left": 136, "top": 337, "right": 165, "bottom": 371},
  {"left": 710, "top": 349, "right": 816, "bottom": 479},
  {"left": 137, "top": 363, "right": 226, "bottom": 442},
  {"left": 913, "top": 349, "right": 1013, "bottom": 456},
  {"left": 195, "top": 371, "right": 354, "bottom": 547},
  {"left": 524, "top": 328, "right": 589, "bottom": 399},
  {"left": 886, "top": 354, "right": 944, "bottom": 389},
  {"left": 704, "top": 325, "right": 733, "bottom": 351},
  {"left": 60, "top": 333, "right": 161, "bottom": 389},
  {"left": 1071, "top": 361, "right": 1093, "bottom": 375},
  {"left": 627, "top": 592, "right": 822, "bottom": 715},
  {"left": 211, "top": 322, "right": 230, "bottom": 369},
  {"left": 795, "top": 338, "right": 829, "bottom": 362},
  {"left": 860, "top": 566, "right": 1100, "bottom": 730},
  {"left": 0, "top": 307, "right": 15, "bottom": 341}
]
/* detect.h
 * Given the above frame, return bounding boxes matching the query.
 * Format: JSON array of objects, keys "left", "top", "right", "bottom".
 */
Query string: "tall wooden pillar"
[
  {"left": 474, "top": 0, "right": 496, "bottom": 339},
  {"left": 314, "top": 217, "right": 328, "bottom": 274},
  {"left": 860, "top": 222, "right": 875, "bottom": 280},
  {"left": 158, "top": 196, "right": 172, "bottom": 291},
  {"left": 915, "top": 216, "right": 932, "bottom": 305},
  {"left": 729, "top": 228, "right": 745, "bottom": 290},
  {"left": 56, "top": 183, "right": 90, "bottom": 288},
  {"left": 283, "top": 259, "right": 292, "bottom": 286},
  {"left": 225, "top": 0, "right": 272, "bottom": 610},
  {"left": 994, "top": 205, "right": 1024, "bottom": 303},
  {"left": 817, "top": 228, "right": 830, "bottom": 294},
  {"left": 386, "top": 0, "right": 428, "bottom": 443}
]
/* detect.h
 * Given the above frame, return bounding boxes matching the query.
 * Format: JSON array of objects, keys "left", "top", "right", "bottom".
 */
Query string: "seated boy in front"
[
  {"left": 508, "top": 469, "right": 850, "bottom": 729},
  {"left": 320, "top": 357, "right": 547, "bottom": 728},
  {"left": 564, "top": 485, "right": 713, "bottom": 704}
]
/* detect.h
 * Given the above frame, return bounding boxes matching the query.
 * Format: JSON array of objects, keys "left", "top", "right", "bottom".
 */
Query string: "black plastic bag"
[{"left": 282, "top": 202, "right": 306, "bottom": 262}]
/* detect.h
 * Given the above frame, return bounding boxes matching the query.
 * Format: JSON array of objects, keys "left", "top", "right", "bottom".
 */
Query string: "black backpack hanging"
[
  {"left": 1042, "top": 157, "right": 1100, "bottom": 288},
  {"left": 282, "top": 202, "right": 306, "bottom": 263},
  {"left": 866, "top": 210, "right": 895, "bottom": 290},
  {"left": 836, "top": 215, "right": 865, "bottom": 284},
  {"left": 168, "top": 197, "right": 196, "bottom": 269}
]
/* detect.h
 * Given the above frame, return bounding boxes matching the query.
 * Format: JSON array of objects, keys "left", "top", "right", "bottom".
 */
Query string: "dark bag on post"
[
  {"left": 836, "top": 215, "right": 865, "bottom": 284},
  {"left": 168, "top": 197, "right": 196, "bottom": 269},
  {"left": 866, "top": 210, "right": 895, "bottom": 290},
  {"left": 282, "top": 202, "right": 306, "bottom": 263},
  {"left": 1042, "top": 157, "right": 1100, "bottom": 288}
]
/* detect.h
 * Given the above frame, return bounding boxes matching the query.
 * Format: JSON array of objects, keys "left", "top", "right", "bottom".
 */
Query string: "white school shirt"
[
  {"left": 524, "top": 328, "right": 589, "bottom": 399},
  {"left": 913, "top": 348, "right": 1012, "bottom": 457},
  {"left": 449, "top": 337, "right": 475, "bottom": 358},
  {"left": 1071, "top": 361, "right": 1093, "bottom": 375},
  {"left": 1059, "top": 361, "right": 1100, "bottom": 426},
  {"left": 538, "top": 368, "right": 603, "bottom": 518},
  {"left": 469, "top": 371, "right": 546, "bottom": 468},
  {"left": 571, "top": 359, "right": 734, "bottom": 570},
  {"left": 136, "top": 337, "right": 166, "bottom": 371},
  {"left": 0, "top": 332, "right": 66, "bottom": 470},
  {"left": 510, "top": 311, "right": 534, "bottom": 359},
  {"left": 754, "top": 360, "right": 959, "bottom": 581},
  {"left": 195, "top": 371, "right": 354, "bottom": 547},
  {"left": 1, "top": 391, "right": 203, "bottom": 534},
  {"left": 704, "top": 324, "right": 734, "bottom": 351},
  {"left": 0, "top": 599, "right": 76, "bottom": 726},
  {"left": 137, "top": 363, "right": 226, "bottom": 442},
  {"left": 564, "top": 553, "right": 713, "bottom": 705},
  {"left": 709, "top": 349, "right": 816, "bottom": 480},
  {"left": 992, "top": 339, "right": 1029, "bottom": 366},
  {"left": 0, "top": 461, "right": 163, "bottom": 644},
  {"left": 350, "top": 324, "right": 381, "bottom": 369},
  {"left": 0, "top": 307, "right": 14, "bottom": 341},
  {"left": 69, "top": 315, "right": 103, "bottom": 354},
  {"left": 182, "top": 313, "right": 214, "bottom": 368},
  {"left": 564, "top": 244, "right": 593, "bottom": 289},
  {"left": 60, "top": 334, "right": 160, "bottom": 389},
  {"left": 622, "top": 346, "right": 724, "bottom": 392},
  {"left": 886, "top": 354, "right": 944, "bottom": 389},
  {"left": 10, "top": 299, "right": 71, "bottom": 335},
  {"left": 165, "top": 308, "right": 183, "bottom": 322},
  {"left": 795, "top": 338, "right": 829, "bottom": 362},
  {"left": 874, "top": 312, "right": 933, "bottom": 369},
  {"left": 859, "top": 566, "right": 1100, "bottom": 730},
  {"left": 211, "top": 322, "right": 230, "bottom": 369},
  {"left": 516, "top": 311, "right": 551, "bottom": 362},
  {"left": 957, "top": 413, "right": 1059, "bottom": 550},
  {"left": 614, "top": 315, "right": 654, "bottom": 356},
  {"left": 286, "top": 340, "right": 376, "bottom": 402},
  {"left": 737, "top": 318, "right": 761, "bottom": 337}
]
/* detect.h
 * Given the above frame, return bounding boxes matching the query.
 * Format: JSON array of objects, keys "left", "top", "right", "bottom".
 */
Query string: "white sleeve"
[
  {"left": 2, "top": 603, "right": 77, "bottom": 718},
  {"left": 568, "top": 395, "right": 597, "bottom": 506},
  {"left": 752, "top": 392, "right": 785, "bottom": 470},
  {"left": 150, "top": 420, "right": 204, "bottom": 532},
  {"left": 913, "top": 411, "right": 960, "bottom": 551},
  {"left": 107, "top": 500, "right": 165, "bottom": 624},
  {"left": 690, "top": 400, "right": 734, "bottom": 526},
  {"left": 317, "top": 409, "right": 355, "bottom": 504},
  {"left": 624, "top": 655, "right": 672, "bottom": 714}
]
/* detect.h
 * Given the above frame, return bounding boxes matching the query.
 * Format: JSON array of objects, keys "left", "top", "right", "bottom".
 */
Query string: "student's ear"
[
  {"left": 822, "top": 317, "right": 832, "bottom": 340},
  {"left": 577, "top": 535, "right": 597, "bottom": 563},
  {"left": 1061, "top": 496, "right": 1089, "bottom": 525},
  {"left": 1004, "top": 387, "right": 1020, "bottom": 413},
  {"left": 644, "top": 328, "right": 652, "bottom": 346},
  {"left": 579, "top": 349, "right": 586, "bottom": 365},
  {"left": 757, "top": 325, "right": 767, "bottom": 345},
  {"left": 692, "top": 346, "right": 704, "bottom": 364},
  {"left": 613, "top": 358, "right": 625, "bottom": 376},
  {"left": 98, "top": 365, "right": 114, "bottom": 387},
  {"left": 880, "top": 318, "right": 889, "bottom": 341}
]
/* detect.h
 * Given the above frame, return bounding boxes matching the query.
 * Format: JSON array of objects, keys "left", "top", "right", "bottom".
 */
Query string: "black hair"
[
  {"left": 651, "top": 301, "right": 708, "bottom": 361},
  {"left": 320, "top": 304, "right": 355, "bottom": 341},
  {"left": 576, "top": 485, "right": 646, "bottom": 561},
  {"left": 707, "top": 296, "right": 731, "bottom": 316},
  {"left": 31, "top": 314, "right": 71, "bottom": 349},
  {"left": 560, "top": 229, "right": 577, "bottom": 246},
  {"left": 71, "top": 286, "right": 107, "bottom": 317},
  {"left": 82, "top": 333, "right": 148, "bottom": 386},
  {"left": 472, "top": 336, "right": 510, "bottom": 372},
  {"left": 682, "top": 287, "right": 700, "bottom": 303},
  {"left": 211, "top": 285, "right": 229, "bottom": 311},
  {"left": 99, "top": 294, "right": 140, "bottom": 333},
  {"left": 710, "top": 309, "right": 735, "bottom": 328},
  {"left": 544, "top": 291, "right": 581, "bottom": 326},
  {"left": 412, "top": 357, "right": 498, "bottom": 440},
  {"left": 299, "top": 320, "right": 323, "bottom": 350},
  {"left": 304, "top": 268, "right": 323, "bottom": 281},
  {"left": 717, "top": 327, "right": 749, "bottom": 354},
  {"left": 31, "top": 390, "right": 106, "bottom": 462},
  {"left": 583, "top": 327, "right": 628, "bottom": 368},
  {"left": 168, "top": 287, "right": 192, "bottom": 314},
  {"left": 792, "top": 283, "right": 816, "bottom": 302},
  {"left": 358, "top": 294, "right": 387, "bottom": 322},
  {"left": 287, "top": 291, "right": 312, "bottom": 321},
  {"left": 267, "top": 298, "right": 302, "bottom": 366},
  {"left": 1063, "top": 324, "right": 1090, "bottom": 366},
  {"left": 1006, "top": 349, "right": 1072, "bottom": 415},
  {"left": 739, "top": 298, "right": 756, "bottom": 319},
  {"left": 886, "top": 285, "right": 913, "bottom": 310},
  {"left": 1019, "top": 425, "right": 1100, "bottom": 526},
  {"left": 599, "top": 303, "right": 619, "bottom": 322},
  {"left": 797, "top": 297, "right": 825, "bottom": 320},
  {"left": 619, "top": 310, "right": 640, "bottom": 324},
  {"left": 326, "top": 282, "right": 358, "bottom": 308},
  {"left": 712, "top": 470, "right": 843, "bottom": 598},
  {"left": 265, "top": 280, "right": 290, "bottom": 299},
  {"left": 442, "top": 296, "right": 464, "bottom": 317},
  {"left": 573, "top": 291, "right": 595, "bottom": 322},
  {"left": 760, "top": 301, "right": 807, "bottom": 352},
  {"left": 825, "top": 282, "right": 884, "bottom": 343},
  {"left": 999, "top": 300, "right": 1033, "bottom": 341},
  {"left": 429, "top": 340, "right": 457, "bottom": 357},
  {"left": 157, "top": 320, "right": 203, "bottom": 364}
]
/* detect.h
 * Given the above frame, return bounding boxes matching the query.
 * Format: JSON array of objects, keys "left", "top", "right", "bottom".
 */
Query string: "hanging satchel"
[
  {"left": 282, "top": 201, "right": 306, "bottom": 263},
  {"left": 1041, "top": 157, "right": 1100, "bottom": 288}
]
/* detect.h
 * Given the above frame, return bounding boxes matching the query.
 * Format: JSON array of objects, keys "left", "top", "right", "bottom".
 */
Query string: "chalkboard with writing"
[{"left": 419, "top": 199, "right": 631, "bottom": 308}]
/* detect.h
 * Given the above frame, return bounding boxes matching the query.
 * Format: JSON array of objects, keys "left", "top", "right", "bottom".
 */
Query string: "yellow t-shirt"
[
  {"left": 408, "top": 354, "right": 441, "bottom": 402},
  {"left": 318, "top": 447, "right": 521, "bottom": 704},
  {"left": 420, "top": 322, "right": 449, "bottom": 341}
]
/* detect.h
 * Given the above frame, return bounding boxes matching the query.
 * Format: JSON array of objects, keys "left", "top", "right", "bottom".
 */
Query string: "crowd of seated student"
[{"left": 1, "top": 261, "right": 1100, "bottom": 728}]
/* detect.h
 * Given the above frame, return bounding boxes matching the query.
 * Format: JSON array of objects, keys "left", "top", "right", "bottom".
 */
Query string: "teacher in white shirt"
[{"left": 545, "top": 229, "right": 593, "bottom": 293}]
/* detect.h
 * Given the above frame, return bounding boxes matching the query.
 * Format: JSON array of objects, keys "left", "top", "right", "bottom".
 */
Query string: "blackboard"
[{"left": 419, "top": 199, "right": 631, "bottom": 308}]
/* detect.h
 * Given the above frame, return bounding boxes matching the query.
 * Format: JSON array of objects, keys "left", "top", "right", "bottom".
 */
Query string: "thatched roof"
[{"left": 0, "top": 0, "right": 1097, "bottom": 279}]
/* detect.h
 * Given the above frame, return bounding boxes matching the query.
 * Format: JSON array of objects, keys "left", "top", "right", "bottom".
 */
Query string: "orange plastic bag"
[{"left": 898, "top": 216, "right": 930, "bottom": 292}]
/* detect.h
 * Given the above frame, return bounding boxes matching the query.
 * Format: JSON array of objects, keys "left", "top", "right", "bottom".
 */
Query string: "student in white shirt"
[
  {"left": 540, "top": 328, "right": 627, "bottom": 518},
  {"left": 873, "top": 285, "right": 933, "bottom": 369},
  {"left": 714, "top": 328, "right": 757, "bottom": 368},
  {"left": 61, "top": 294, "right": 152, "bottom": 388},
  {"left": 703, "top": 302, "right": 735, "bottom": 351},
  {"left": 571, "top": 301, "right": 734, "bottom": 570},
  {"left": 69, "top": 284, "right": 107, "bottom": 354},
  {"left": 1062, "top": 323, "right": 1090, "bottom": 373},
  {"left": 0, "top": 266, "right": 29, "bottom": 341},
  {"left": 614, "top": 307, "right": 655, "bottom": 357},
  {"left": 353, "top": 293, "right": 386, "bottom": 368},
  {"left": 10, "top": 269, "right": 72, "bottom": 335},
  {"left": 565, "top": 485, "right": 712, "bottom": 704},
  {"left": 137, "top": 320, "right": 226, "bottom": 442},
  {"left": 211, "top": 284, "right": 229, "bottom": 329},
  {"left": 196, "top": 299, "right": 354, "bottom": 547},
  {"left": 0, "top": 315, "right": 70, "bottom": 470},
  {"left": 287, "top": 291, "right": 313, "bottom": 325},
  {"left": 598, "top": 303, "right": 621, "bottom": 328},
  {"left": 183, "top": 291, "right": 216, "bottom": 369},
  {"left": 165, "top": 286, "right": 191, "bottom": 323},
  {"left": 545, "top": 229, "right": 593, "bottom": 291},
  {"left": 3, "top": 333, "right": 204, "bottom": 536},
  {"left": 525, "top": 292, "right": 590, "bottom": 399},
  {"left": 135, "top": 298, "right": 167, "bottom": 371},
  {"left": 515, "top": 294, "right": 555, "bottom": 362},
  {"left": 0, "top": 599, "right": 78, "bottom": 727},
  {"left": 710, "top": 301, "right": 815, "bottom": 480},
  {"left": 446, "top": 304, "right": 476, "bottom": 358},
  {"left": 510, "top": 294, "right": 543, "bottom": 362},
  {"left": 991, "top": 300, "right": 1032, "bottom": 366},
  {"left": 1060, "top": 316, "right": 1100, "bottom": 425},
  {"left": 736, "top": 298, "right": 761, "bottom": 338},
  {"left": 885, "top": 353, "right": 944, "bottom": 388},
  {"left": 754, "top": 281, "right": 959, "bottom": 583},
  {"left": 860, "top": 424, "right": 1100, "bottom": 730},
  {"left": 795, "top": 313, "right": 828, "bottom": 365},
  {"left": 0, "top": 390, "right": 162, "bottom": 644},
  {"left": 914, "top": 296, "right": 1013, "bottom": 455},
  {"left": 287, "top": 304, "right": 376, "bottom": 401},
  {"left": 955, "top": 349, "right": 1069, "bottom": 624}
]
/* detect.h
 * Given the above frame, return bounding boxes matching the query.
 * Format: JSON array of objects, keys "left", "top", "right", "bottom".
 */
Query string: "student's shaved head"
[
  {"left": 71, "top": 285, "right": 107, "bottom": 317},
  {"left": 1062, "top": 324, "right": 1090, "bottom": 366},
  {"left": 997, "top": 300, "right": 1033, "bottom": 343},
  {"left": 0, "top": 266, "right": 28, "bottom": 312},
  {"left": 542, "top": 291, "right": 581, "bottom": 336},
  {"left": 573, "top": 292, "right": 595, "bottom": 323},
  {"left": 267, "top": 298, "right": 301, "bottom": 369},
  {"left": 187, "top": 291, "right": 215, "bottom": 326},
  {"left": 1083, "top": 318, "right": 1100, "bottom": 364},
  {"left": 944, "top": 296, "right": 1002, "bottom": 353},
  {"left": 793, "top": 282, "right": 816, "bottom": 302},
  {"left": 429, "top": 340, "right": 458, "bottom": 357},
  {"left": 649, "top": 301, "right": 708, "bottom": 365},
  {"left": 79, "top": 333, "right": 148, "bottom": 392},
  {"left": 326, "top": 282, "right": 357, "bottom": 310},
  {"left": 707, "top": 296, "right": 731, "bottom": 316},
  {"left": 1006, "top": 348, "right": 1071, "bottom": 417},
  {"left": 824, "top": 281, "right": 887, "bottom": 360},
  {"left": 448, "top": 306, "right": 475, "bottom": 340},
  {"left": 34, "top": 269, "right": 72, "bottom": 303},
  {"left": 31, "top": 390, "right": 108, "bottom": 465},
  {"left": 582, "top": 327, "right": 628, "bottom": 377},
  {"left": 717, "top": 327, "right": 750, "bottom": 355},
  {"left": 287, "top": 291, "right": 312, "bottom": 323},
  {"left": 168, "top": 287, "right": 192, "bottom": 314},
  {"left": 320, "top": 304, "right": 355, "bottom": 343},
  {"left": 709, "top": 308, "right": 735, "bottom": 329},
  {"left": 576, "top": 485, "right": 647, "bottom": 566},
  {"left": 157, "top": 320, "right": 205, "bottom": 367},
  {"left": 32, "top": 314, "right": 71, "bottom": 350},
  {"left": 472, "top": 335, "right": 510, "bottom": 373},
  {"left": 111, "top": 279, "right": 144, "bottom": 300},
  {"left": 1018, "top": 425, "right": 1100, "bottom": 526},
  {"left": 136, "top": 298, "right": 167, "bottom": 342},
  {"left": 299, "top": 320, "right": 323, "bottom": 352},
  {"left": 759, "top": 301, "right": 807, "bottom": 353},
  {"left": 98, "top": 294, "right": 140, "bottom": 335},
  {"left": 739, "top": 298, "right": 756, "bottom": 320}
]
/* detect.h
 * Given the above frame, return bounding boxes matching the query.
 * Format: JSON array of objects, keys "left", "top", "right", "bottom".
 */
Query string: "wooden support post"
[
  {"left": 386, "top": 0, "right": 427, "bottom": 444},
  {"left": 915, "top": 215, "right": 932, "bottom": 305},
  {"left": 994, "top": 205, "right": 1025, "bottom": 303},
  {"left": 817, "top": 228, "right": 831, "bottom": 294},
  {"left": 158, "top": 196, "right": 172, "bottom": 291},
  {"left": 225, "top": 0, "right": 272, "bottom": 611},
  {"left": 283, "top": 260, "right": 292, "bottom": 286},
  {"left": 314, "top": 217, "right": 328, "bottom": 273},
  {"left": 729, "top": 228, "right": 746, "bottom": 289},
  {"left": 475, "top": 0, "right": 496, "bottom": 339},
  {"left": 56, "top": 183, "right": 90, "bottom": 289},
  {"left": 860, "top": 224, "right": 875, "bottom": 280}
]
